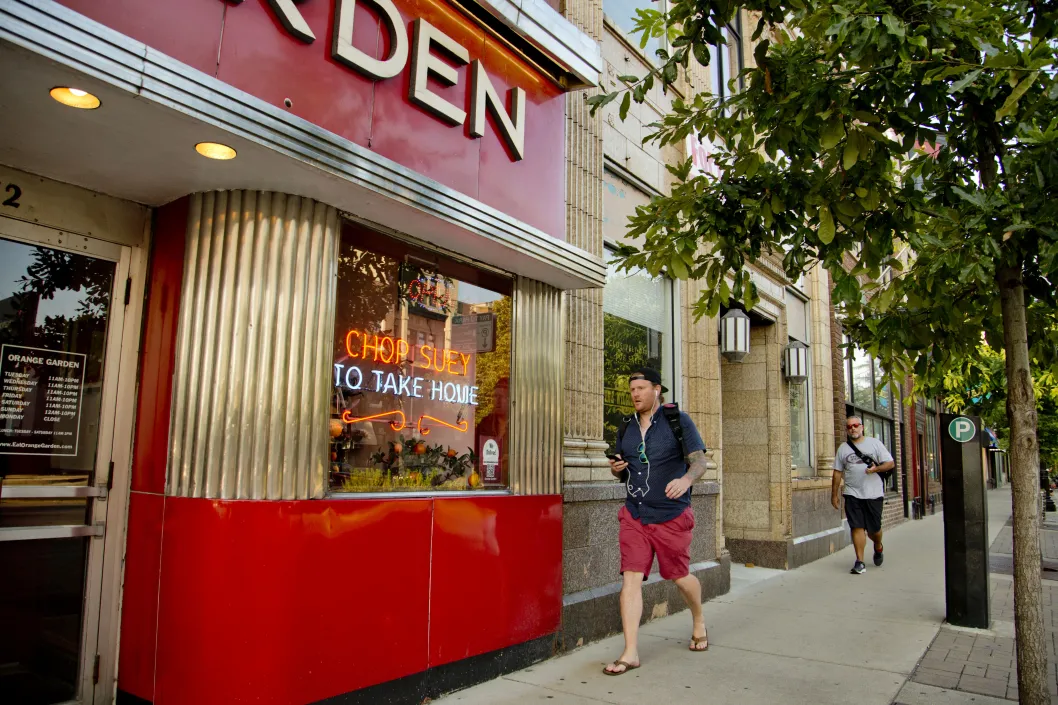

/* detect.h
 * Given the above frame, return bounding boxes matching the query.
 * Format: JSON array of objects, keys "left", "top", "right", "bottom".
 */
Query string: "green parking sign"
[{"left": 948, "top": 417, "right": 976, "bottom": 443}]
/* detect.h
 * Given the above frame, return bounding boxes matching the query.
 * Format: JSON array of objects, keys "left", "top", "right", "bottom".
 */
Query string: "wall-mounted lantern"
[
  {"left": 783, "top": 340, "right": 810, "bottom": 381},
  {"left": 720, "top": 308, "right": 751, "bottom": 363}
]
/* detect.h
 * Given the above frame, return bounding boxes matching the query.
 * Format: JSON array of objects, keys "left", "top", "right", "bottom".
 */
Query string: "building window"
[
  {"left": 602, "top": 246, "right": 676, "bottom": 448},
  {"left": 790, "top": 377, "right": 812, "bottom": 471},
  {"left": 604, "top": 0, "right": 667, "bottom": 63},
  {"left": 787, "top": 290, "right": 813, "bottom": 475},
  {"left": 329, "top": 223, "right": 512, "bottom": 493},
  {"left": 709, "top": 17, "right": 745, "bottom": 101},
  {"left": 924, "top": 409, "right": 940, "bottom": 481}
]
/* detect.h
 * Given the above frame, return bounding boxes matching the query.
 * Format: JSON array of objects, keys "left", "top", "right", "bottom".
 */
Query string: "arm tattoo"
[{"left": 685, "top": 450, "right": 709, "bottom": 483}]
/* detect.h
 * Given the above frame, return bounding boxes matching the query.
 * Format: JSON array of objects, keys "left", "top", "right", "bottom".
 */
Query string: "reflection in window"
[
  {"left": 851, "top": 349, "right": 873, "bottom": 409},
  {"left": 329, "top": 224, "right": 512, "bottom": 493},
  {"left": 709, "top": 19, "right": 745, "bottom": 102},
  {"left": 602, "top": 249, "right": 674, "bottom": 448}
]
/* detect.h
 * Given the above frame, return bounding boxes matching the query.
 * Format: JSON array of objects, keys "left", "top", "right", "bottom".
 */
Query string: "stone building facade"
[{"left": 556, "top": 0, "right": 883, "bottom": 648}]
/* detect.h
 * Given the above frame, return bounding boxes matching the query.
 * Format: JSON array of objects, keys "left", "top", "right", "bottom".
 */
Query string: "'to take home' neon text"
[{"left": 334, "top": 364, "right": 478, "bottom": 405}]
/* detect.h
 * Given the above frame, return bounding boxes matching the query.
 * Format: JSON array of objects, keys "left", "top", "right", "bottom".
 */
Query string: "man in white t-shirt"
[{"left": 832, "top": 416, "right": 895, "bottom": 574}]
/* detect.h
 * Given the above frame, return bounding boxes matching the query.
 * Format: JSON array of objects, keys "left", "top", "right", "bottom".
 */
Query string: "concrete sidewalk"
[{"left": 436, "top": 489, "right": 1015, "bottom": 705}]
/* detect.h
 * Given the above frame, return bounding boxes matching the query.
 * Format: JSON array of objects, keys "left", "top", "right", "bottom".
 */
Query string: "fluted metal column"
[
  {"left": 509, "top": 276, "right": 565, "bottom": 494},
  {"left": 168, "top": 191, "right": 339, "bottom": 500}
]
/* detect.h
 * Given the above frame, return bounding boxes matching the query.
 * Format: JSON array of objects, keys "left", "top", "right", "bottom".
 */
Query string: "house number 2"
[{"left": 1, "top": 183, "right": 21, "bottom": 208}]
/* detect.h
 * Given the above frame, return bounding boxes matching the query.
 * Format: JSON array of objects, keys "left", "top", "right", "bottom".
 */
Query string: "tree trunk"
[{"left": 998, "top": 264, "right": 1048, "bottom": 704}]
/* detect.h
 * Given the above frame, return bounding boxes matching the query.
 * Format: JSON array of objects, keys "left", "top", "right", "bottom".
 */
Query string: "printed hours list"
[{"left": 0, "top": 345, "right": 87, "bottom": 456}]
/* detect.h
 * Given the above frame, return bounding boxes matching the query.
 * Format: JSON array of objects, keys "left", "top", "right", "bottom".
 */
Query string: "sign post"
[{"left": 940, "top": 413, "right": 990, "bottom": 628}]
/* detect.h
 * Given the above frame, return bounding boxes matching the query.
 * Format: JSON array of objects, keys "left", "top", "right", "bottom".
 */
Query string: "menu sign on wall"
[{"left": 0, "top": 345, "right": 86, "bottom": 456}]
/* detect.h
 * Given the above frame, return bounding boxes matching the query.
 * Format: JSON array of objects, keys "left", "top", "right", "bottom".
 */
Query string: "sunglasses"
[
  {"left": 847, "top": 423, "right": 862, "bottom": 429},
  {"left": 637, "top": 441, "right": 649, "bottom": 464}
]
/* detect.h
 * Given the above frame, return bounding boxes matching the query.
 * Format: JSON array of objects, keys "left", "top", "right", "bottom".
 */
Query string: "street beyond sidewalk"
[{"left": 436, "top": 489, "right": 1014, "bottom": 705}]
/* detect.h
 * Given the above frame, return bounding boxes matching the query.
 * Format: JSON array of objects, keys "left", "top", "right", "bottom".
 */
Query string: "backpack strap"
[
  {"left": 661, "top": 403, "right": 690, "bottom": 461},
  {"left": 616, "top": 417, "right": 631, "bottom": 451}
]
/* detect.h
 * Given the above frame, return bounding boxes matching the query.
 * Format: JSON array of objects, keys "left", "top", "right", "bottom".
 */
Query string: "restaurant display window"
[{"left": 329, "top": 223, "right": 512, "bottom": 493}]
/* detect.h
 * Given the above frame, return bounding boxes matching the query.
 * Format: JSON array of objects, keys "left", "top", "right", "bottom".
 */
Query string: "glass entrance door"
[{"left": 0, "top": 233, "right": 123, "bottom": 705}]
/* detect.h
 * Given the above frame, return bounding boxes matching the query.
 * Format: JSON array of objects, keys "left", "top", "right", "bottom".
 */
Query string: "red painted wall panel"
[
  {"left": 367, "top": 0, "right": 484, "bottom": 197},
  {"left": 130, "top": 198, "right": 188, "bottom": 495},
  {"left": 57, "top": 0, "right": 567, "bottom": 240},
  {"left": 117, "top": 492, "right": 166, "bottom": 702},
  {"left": 54, "top": 0, "right": 224, "bottom": 76},
  {"left": 475, "top": 39, "right": 566, "bottom": 240},
  {"left": 216, "top": 0, "right": 375, "bottom": 147},
  {"left": 153, "top": 498, "right": 433, "bottom": 705},
  {"left": 429, "top": 495, "right": 562, "bottom": 666}
]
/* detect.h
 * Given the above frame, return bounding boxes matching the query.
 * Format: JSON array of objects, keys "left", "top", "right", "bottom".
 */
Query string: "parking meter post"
[{"left": 940, "top": 413, "right": 990, "bottom": 629}]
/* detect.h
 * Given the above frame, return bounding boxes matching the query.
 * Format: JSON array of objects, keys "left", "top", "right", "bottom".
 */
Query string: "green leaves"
[
  {"left": 843, "top": 128, "right": 869, "bottom": 170},
  {"left": 995, "top": 71, "right": 1039, "bottom": 121},
  {"left": 818, "top": 206, "right": 836, "bottom": 244},
  {"left": 949, "top": 69, "right": 983, "bottom": 94},
  {"left": 821, "top": 117, "right": 846, "bottom": 149},
  {"left": 881, "top": 14, "right": 905, "bottom": 39},
  {"left": 669, "top": 252, "right": 690, "bottom": 279},
  {"left": 597, "top": 0, "right": 1058, "bottom": 404}
]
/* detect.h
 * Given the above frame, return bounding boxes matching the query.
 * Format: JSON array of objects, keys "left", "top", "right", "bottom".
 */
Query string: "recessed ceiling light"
[
  {"left": 195, "top": 142, "right": 237, "bottom": 160},
  {"left": 50, "top": 87, "right": 101, "bottom": 109}
]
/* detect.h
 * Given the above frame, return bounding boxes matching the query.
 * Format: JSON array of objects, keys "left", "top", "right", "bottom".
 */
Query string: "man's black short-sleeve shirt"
[{"left": 618, "top": 409, "right": 706, "bottom": 525}]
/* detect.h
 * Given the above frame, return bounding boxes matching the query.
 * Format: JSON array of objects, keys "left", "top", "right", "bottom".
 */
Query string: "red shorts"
[{"left": 618, "top": 505, "right": 695, "bottom": 580}]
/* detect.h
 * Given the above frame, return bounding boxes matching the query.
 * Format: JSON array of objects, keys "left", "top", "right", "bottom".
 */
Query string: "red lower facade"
[{"left": 120, "top": 492, "right": 561, "bottom": 704}]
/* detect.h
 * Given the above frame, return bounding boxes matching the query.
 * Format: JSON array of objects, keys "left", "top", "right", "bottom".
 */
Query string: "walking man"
[
  {"left": 603, "top": 367, "right": 711, "bottom": 675},
  {"left": 832, "top": 416, "right": 895, "bottom": 574}
]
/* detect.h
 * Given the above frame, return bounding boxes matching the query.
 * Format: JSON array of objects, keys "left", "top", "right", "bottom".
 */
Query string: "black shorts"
[{"left": 844, "top": 495, "right": 883, "bottom": 534}]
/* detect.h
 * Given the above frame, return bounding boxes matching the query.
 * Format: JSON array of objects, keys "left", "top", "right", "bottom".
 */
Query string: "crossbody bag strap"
[{"left": 845, "top": 440, "right": 875, "bottom": 466}]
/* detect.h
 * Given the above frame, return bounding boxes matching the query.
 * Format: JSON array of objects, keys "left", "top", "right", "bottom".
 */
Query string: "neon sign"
[
  {"left": 417, "top": 415, "right": 469, "bottom": 435},
  {"left": 341, "top": 409, "right": 407, "bottom": 430},
  {"left": 344, "top": 329, "right": 470, "bottom": 376},
  {"left": 334, "top": 365, "right": 479, "bottom": 405},
  {"left": 340, "top": 409, "right": 469, "bottom": 435}
]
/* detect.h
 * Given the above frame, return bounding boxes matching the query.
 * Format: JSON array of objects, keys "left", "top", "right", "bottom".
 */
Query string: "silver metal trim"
[
  {"left": 168, "top": 192, "right": 337, "bottom": 500},
  {"left": 328, "top": 490, "right": 513, "bottom": 499},
  {"left": 0, "top": 0, "right": 606, "bottom": 290},
  {"left": 0, "top": 523, "right": 104, "bottom": 541},
  {"left": 463, "top": 0, "right": 602, "bottom": 88},
  {"left": 1, "top": 485, "right": 106, "bottom": 499},
  {"left": 509, "top": 277, "right": 564, "bottom": 494}
]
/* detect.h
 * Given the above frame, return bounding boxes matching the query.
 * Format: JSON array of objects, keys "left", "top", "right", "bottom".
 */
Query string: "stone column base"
[
  {"left": 728, "top": 527, "right": 852, "bottom": 570},
  {"left": 558, "top": 555, "right": 731, "bottom": 652},
  {"left": 563, "top": 437, "right": 611, "bottom": 483}
]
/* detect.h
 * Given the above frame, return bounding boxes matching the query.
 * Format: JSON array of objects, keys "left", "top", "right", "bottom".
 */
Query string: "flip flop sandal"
[
  {"left": 603, "top": 660, "right": 640, "bottom": 676},
  {"left": 690, "top": 635, "right": 709, "bottom": 652}
]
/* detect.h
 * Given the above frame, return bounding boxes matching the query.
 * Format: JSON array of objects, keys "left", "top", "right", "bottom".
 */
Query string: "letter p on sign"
[{"left": 949, "top": 417, "right": 976, "bottom": 443}]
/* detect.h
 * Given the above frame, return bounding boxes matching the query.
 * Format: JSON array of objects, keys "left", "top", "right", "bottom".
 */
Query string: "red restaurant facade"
[{"left": 0, "top": 0, "right": 603, "bottom": 703}]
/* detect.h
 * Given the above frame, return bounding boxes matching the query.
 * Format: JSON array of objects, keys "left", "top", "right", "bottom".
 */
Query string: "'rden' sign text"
[{"left": 228, "top": 0, "right": 526, "bottom": 159}]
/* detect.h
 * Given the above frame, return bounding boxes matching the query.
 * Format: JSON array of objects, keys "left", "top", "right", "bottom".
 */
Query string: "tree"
[
  {"left": 944, "top": 346, "right": 1058, "bottom": 470},
  {"left": 590, "top": 0, "right": 1058, "bottom": 700}
]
